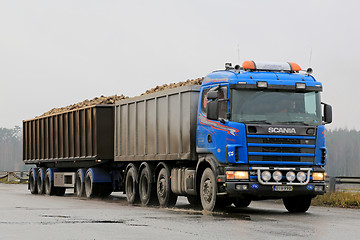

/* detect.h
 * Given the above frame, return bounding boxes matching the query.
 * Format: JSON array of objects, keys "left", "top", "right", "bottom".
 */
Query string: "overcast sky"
[{"left": 1, "top": 0, "right": 359, "bottom": 130}]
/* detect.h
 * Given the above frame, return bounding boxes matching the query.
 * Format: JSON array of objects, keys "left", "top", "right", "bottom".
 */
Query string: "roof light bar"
[{"left": 242, "top": 61, "right": 301, "bottom": 72}]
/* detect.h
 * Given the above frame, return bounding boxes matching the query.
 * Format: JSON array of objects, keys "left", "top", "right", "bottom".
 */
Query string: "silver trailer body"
[{"left": 114, "top": 85, "right": 201, "bottom": 162}]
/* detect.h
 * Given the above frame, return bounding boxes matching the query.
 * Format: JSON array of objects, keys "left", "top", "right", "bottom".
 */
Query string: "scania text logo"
[{"left": 268, "top": 127, "right": 296, "bottom": 134}]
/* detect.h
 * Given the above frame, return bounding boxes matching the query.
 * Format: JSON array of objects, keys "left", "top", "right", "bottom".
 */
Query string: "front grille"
[{"left": 247, "top": 135, "right": 316, "bottom": 163}]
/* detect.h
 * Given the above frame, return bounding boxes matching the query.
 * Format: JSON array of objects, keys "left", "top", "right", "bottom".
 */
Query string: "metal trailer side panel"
[
  {"left": 114, "top": 85, "right": 201, "bottom": 162},
  {"left": 23, "top": 105, "right": 114, "bottom": 165}
]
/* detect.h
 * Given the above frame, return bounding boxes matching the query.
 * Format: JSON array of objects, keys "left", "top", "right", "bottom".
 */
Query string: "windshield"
[{"left": 231, "top": 89, "right": 322, "bottom": 125}]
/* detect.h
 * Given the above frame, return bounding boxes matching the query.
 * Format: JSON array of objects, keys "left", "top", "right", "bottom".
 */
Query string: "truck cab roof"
[{"left": 202, "top": 62, "right": 322, "bottom": 91}]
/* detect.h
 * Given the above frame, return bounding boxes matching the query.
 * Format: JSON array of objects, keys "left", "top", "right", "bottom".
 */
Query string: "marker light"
[
  {"left": 312, "top": 172, "right": 324, "bottom": 181},
  {"left": 295, "top": 82, "right": 306, "bottom": 89},
  {"left": 257, "top": 81, "right": 268, "bottom": 88},
  {"left": 261, "top": 171, "right": 271, "bottom": 182},
  {"left": 242, "top": 61, "right": 301, "bottom": 72},
  {"left": 272, "top": 171, "right": 282, "bottom": 182},
  {"left": 286, "top": 171, "right": 296, "bottom": 182},
  {"left": 297, "top": 171, "right": 307, "bottom": 182}
]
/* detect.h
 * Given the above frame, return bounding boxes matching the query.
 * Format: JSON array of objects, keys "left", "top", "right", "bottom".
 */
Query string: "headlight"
[
  {"left": 313, "top": 172, "right": 324, "bottom": 181},
  {"left": 261, "top": 171, "right": 271, "bottom": 182},
  {"left": 297, "top": 171, "right": 307, "bottom": 182},
  {"left": 286, "top": 171, "right": 296, "bottom": 182},
  {"left": 226, "top": 171, "right": 248, "bottom": 180},
  {"left": 272, "top": 171, "right": 282, "bottom": 182}
]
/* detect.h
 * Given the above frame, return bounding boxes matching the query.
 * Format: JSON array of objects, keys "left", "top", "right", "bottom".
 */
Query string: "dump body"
[
  {"left": 23, "top": 105, "right": 114, "bottom": 167},
  {"left": 114, "top": 85, "right": 201, "bottom": 162}
]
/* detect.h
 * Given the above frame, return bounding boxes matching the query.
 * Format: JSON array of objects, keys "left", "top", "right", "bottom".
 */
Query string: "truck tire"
[
  {"left": 85, "top": 170, "right": 97, "bottom": 198},
  {"left": 283, "top": 196, "right": 312, "bottom": 213},
  {"left": 157, "top": 168, "right": 177, "bottom": 207},
  {"left": 36, "top": 168, "right": 46, "bottom": 194},
  {"left": 75, "top": 170, "right": 85, "bottom": 198},
  {"left": 139, "top": 165, "right": 158, "bottom": 206},
  {"left": 44, "top": 170, "right": 56, "bottom": 195},
  {"left": 125, "top": 165, "right": 139, "bottom": 204},
  {"left": 200, "top": 168, "right": 217, "bottom": 211},
  {"left": 29, "top": 169, "right": 38, "bottom": 194},
  {"left": 233, "top": 198, "right": 251, "bottom": 208}
]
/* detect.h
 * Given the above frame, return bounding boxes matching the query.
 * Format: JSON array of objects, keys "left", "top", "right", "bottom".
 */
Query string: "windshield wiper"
[{"left": 243, "top": 120, "right": 272, "bottom": 125}]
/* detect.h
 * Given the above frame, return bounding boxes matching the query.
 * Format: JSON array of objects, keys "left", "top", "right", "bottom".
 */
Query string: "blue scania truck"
[{"left": 24, "top": 60, "right": 332, "bottom": 213}]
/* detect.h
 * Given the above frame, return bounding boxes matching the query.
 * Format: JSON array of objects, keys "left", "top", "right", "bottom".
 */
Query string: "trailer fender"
[
  {"left": 154, "top": 162, "right": 171, "bottom": 179},
  {"left": 125, "top": 163, "right": 139, "bottom": 183},
  {"left": 45, "top": 168, "right": 55, "bottom": 182},
  {"left": 76, "top": 168, "right": 86, "bottom": 182},
  {"left": 86, "top": 168, "right": 112, "bottom": 183},
  {"left": 139, "top": 162, "right": 155, "bottom": 183}
]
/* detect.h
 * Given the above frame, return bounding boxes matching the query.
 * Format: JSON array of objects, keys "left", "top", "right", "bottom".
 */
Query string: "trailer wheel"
[
  {"left": 29, "top": 169, "right": 38, "bottom": 194},
  {"left": 157, "top": 168, "right": 177, "bottom": 207},
  {"left": 36, "top": 168, "right": 46, "bottom": 194},
  {"left": 233, "top": 198, "right": 251, "bottom": 208},
  {"left": 283, "top": 196, "right": 312, "bottom": 213},
  {"left": 44, "top": 170, "right": 56, "bottom": 195},
  {"left": 139, "top": 165, "right": 158, "bottom": 206},
  {"left": 125, "top": 165, "right": 139, "bottom": 204},
  {"left": 75, "top": 170, "right": 85, "bottom": 198},
  {"left": 200, "top": 168, "right": 217, "bottom": 211},
  {"left": 85, "top": 171, "right": 96, "bottom": 198}
]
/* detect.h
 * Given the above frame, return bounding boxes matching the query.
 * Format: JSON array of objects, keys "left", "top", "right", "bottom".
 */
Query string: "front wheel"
[
  {"left": 283, "top": 196, "right": 312, "bottom": 213},
  {"left": 200, "top": 168, "right": 217, "bottom": 211}
]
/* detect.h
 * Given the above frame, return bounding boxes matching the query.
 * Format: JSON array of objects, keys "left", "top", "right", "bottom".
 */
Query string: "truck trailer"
[{"left": 23, "top": 61, "right": 332, "bottom": 212}]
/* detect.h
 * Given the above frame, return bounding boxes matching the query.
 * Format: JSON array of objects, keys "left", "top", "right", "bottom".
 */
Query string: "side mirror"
[
  {"left": 322, "top": 103, "right": 332, "bottom": 124},
  {"left": 207, "top": 100, "right": 219, "bottom": 120},
  {"left": 207, "top": 91, "right": 218, "bottom": 100}
]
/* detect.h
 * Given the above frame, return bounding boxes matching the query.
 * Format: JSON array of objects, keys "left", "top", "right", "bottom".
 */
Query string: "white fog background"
[{"left": 1, "top": 0, "right": 359, "bottom": 130}]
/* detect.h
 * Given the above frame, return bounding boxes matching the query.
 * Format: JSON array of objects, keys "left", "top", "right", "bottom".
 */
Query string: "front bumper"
[
  {"left": 224, "top": 181, "right": 325, "bottom": 199},
  {"left": 220, "top": 166, "right": 326, "bottom": 199}
]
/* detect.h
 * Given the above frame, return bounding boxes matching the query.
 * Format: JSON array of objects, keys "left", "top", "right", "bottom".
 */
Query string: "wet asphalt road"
[{"left": 0, "top": 184, "right": 360, "bottom": 240}]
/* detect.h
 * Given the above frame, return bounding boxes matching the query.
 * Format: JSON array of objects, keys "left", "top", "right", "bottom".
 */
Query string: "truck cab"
[{"left": 196, "top": 61, "right": 332, "bottom": 212}]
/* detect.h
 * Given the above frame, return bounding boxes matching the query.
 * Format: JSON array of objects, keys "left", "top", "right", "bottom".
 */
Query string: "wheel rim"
[
  {"left": 157, "top": 177, "right": 166, "bottom": 199},
  {"left": 202, "top": 178, "right": 213, "bottom": 204}
]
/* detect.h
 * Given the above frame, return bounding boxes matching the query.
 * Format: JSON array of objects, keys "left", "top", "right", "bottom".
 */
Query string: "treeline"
[
  {"left": 0, "top": 126, "right": 24, "bottom": 171},
  {"left": 0, "top": 127, "right": 359, "bottom": 176},
  {"left": 325, "top": 129, "right": 360, "bottom": 177}
]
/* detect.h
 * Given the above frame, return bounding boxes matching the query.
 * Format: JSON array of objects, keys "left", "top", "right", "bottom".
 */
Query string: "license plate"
[{"left": 273, "top": 185, "right": 293, "bottom": 192}]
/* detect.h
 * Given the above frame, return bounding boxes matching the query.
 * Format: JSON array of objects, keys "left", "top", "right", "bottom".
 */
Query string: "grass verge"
[{"left": 312, "top": 192, "right": 360, "bottom": 209}]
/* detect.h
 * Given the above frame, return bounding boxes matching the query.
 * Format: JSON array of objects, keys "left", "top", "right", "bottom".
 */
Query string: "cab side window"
[
  {"left": 218, "top": 86, "right": 228, "bottom": 119},
  {"left": 201, "top": 88, "right": 210, "bottom": 114}
]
